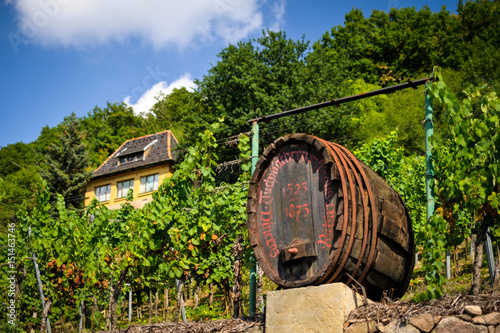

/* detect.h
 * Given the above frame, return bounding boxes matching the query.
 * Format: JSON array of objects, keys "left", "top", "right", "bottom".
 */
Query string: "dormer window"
[{"left": 118, "top": 151, "right": 144, "bottom": 165}]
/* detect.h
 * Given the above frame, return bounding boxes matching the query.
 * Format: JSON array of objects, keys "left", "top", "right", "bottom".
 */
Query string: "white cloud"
[
  {"left": 8, "top": 0, "right": 264, "bottom": 49},
  {"left": 269, "top": 0, "right": 287, "bottom": 32},
  {"left": 124, "top": 73, "right": 197, "bottom": 115}
]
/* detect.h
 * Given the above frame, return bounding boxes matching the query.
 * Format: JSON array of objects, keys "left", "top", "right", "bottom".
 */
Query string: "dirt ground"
[
  {"left": 98, "top": 294, "right": 500, "bottom": 332},
  {"left": 347, "top": 294, "right": 500, "bottom": 325},
  {"left": 102, "top": 314, "right": 264, "bottom": 333}
]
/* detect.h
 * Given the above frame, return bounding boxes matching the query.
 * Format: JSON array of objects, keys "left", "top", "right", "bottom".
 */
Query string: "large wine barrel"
[{"left": 246, "top": 133, "right": 414, "bottom": 300}]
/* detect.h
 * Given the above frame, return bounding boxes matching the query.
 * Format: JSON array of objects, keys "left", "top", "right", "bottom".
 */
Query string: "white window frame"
[
  {"left": 140, "top": 174, "right": 159, "bottom": 193},
  {"left": 117, "top": 179, "right": 134, "bottom": 198},
  {"left": 95, "top": 184, "right": 111, "bottom": 202}
]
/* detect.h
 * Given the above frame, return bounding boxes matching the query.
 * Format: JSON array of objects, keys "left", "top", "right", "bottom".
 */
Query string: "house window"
[
  {"left": 95, "top": 184, "right": 111, "bottom": 202},
  {"left": 140, "top": 174, "right": 159, "bottom": 193},
  {"left": 119, "top": 152, "right": 144, "bottom": 165},
  {"left": 117, "top": 179, "right": 134, "bottom": 198}
]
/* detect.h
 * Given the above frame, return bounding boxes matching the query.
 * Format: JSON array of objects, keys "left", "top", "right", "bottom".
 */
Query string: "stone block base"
[{"left": 265, "top": 283, "right": 366, "bottom": 333}]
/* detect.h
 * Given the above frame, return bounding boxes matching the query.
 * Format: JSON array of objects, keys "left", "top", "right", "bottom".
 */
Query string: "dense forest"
[{"left": 1, "top": 0, "right": 499, "bottom": 331}]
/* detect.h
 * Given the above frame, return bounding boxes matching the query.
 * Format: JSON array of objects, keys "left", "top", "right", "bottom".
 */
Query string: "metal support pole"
[
  {"left": 249, "top": 258, "right": 257, "bottom": 316},
  {"left": 424, "top": 81, "right": 434, "bottom": 225},
  {"left": 78, "top": 301, "right": 84, "bottom": 332},
  {"left": 470, "top": 214, "right": 476, "bottom": 260},
  {"left": 446, "top": 251, "right": 451, "bottom": 279},
  {"left": 127, "top": 284, "right": 132, "bottom": 322},
  {"left": 249, "top": 121, "right": 259, "bottom": 316},
  {"left": 485, "top": 228, "right": 496, "bottom": 285},
  {"left": 175, "top": 280, "right": 187, "bottom": 323},
  {"left": 248, "top": 77, "right": 433, "bottom": 124},
  {"left": 446, "top": 253, "right": 451, "bottom": 279},
  {"left": 30, "top": 227, "right": 52, "bottom": 333}
]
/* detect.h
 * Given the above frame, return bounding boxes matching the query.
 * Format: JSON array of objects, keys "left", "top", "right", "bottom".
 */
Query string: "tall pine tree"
[{"left": 42, "top": 113, "right": 92, "bottom": 216}]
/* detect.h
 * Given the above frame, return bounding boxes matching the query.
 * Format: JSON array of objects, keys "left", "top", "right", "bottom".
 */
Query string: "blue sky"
[{"left": 0, "top": 0, "right": 458, "bottom": 148}]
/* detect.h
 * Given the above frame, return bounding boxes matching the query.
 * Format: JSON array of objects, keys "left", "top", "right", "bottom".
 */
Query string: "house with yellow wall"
[{"left": 84, "top": 130, "right": 178, "bottom": 209}]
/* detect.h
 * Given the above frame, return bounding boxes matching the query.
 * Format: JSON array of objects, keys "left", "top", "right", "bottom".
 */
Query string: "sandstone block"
[
  {"left": 458, "top": 314, "right": 474, "bottom": 322},
  {"left": 409, "top": 313, "right": 435, "bottom": 332},
  {"left": 433, "top": 316, "right": 488, "bottom": 333},
  {"left": 477, "top": 313, "right": 500, "bottom": 326},
  {"left": 344, "top": 320, "right": 377, "bottom": 333},
  {"left": 384, "top": 320, "right": 419, "bottom": 333},
  {"left": 465, "top": 305, "right": 483, "bottom": 316},
  {"left": 265, "top": 283, "right": 367, "bottom": 333}
]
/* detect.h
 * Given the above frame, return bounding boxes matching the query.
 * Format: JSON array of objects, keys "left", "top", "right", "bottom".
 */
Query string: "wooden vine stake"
[{"left": 232, "top": 234, "right": 244, "bottom": 318}]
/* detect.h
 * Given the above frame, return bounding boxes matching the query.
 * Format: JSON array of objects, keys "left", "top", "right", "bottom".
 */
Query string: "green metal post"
[
  {"left": 251, "top": 121, "right": 259, "bottom": 175},
  {"left": 249, "top": 121, "right": 259, "bottom": 316},
  {"left": 425, "top": 81, "right": 451, "bottom": 276}
]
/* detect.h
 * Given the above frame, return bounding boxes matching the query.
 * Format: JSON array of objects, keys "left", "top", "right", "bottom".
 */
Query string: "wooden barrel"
[{"left": 246, "top": 133, "right": 414, "bottom": 300}]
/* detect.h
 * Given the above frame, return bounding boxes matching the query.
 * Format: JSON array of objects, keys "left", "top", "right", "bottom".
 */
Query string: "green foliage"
[
  {"left": 430, "top": 67, "right": 500, "bottom": 231},
  {"left": 0, "top": 142, "right": 40, "bottom": 178},
  {"left": 408, "top": 67, "right": 500, "bottom": 299},
  {"left": 459, "top": 0, "right": 500, "bottom": 91},
  {"left": 0, "top": 142, "right": 45, "bottom": 229},
  {"left": 185, "top": 300, "right": 231, "bottom": 321},
  {"left": 41, "top": 113, "right": 92, "bottom": 216},
  {"left": 354, "top": 132, "right": 446, "bottom": 300},
  {"left": 413, "top": 212, "right": 448, "bottom": 301},
  {"left": 190, "top": 31, "right": 312, "bottom": 145},
  {"left": 0, "top": 321, "right": 24, "bottom": 333},
  {"left": 354, "top": 132, "right": 403, "bottom": 180},
  {"left": 148, "top": 87, "right": 197, "bottom": 142},
  {"left": 317, "top": 5, "right": 463, "bottom": 85},
  {"left": 80, "top": 102, "right": 150, "bottom": 167},
  {"left": 354, "top": 132, "right": 426, "bottom": 240},
  {"left": 366, "top": 86, "right": 427, "bottom": 154},
  {"left": 0, "top": 165, "right": 40, "bottom": 230},
  {"left": 1, "top": 122, "right": 251, "bottom": 330},
  {"left": 182, "top": 29, "right": 372, "bottom": 160},
  {"left": 143, "top": 120, "right": 249, "bottom": 287}
]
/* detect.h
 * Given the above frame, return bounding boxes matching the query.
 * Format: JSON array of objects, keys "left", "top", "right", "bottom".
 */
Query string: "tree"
[
  {"left": 0, "top": 165, "right": 39, "bottom": 230},
  {"left": 459, "top": 0, "right": 500, "bottom": 92},
  {"left": 184, "top": 29, "right": 361, "bottom": 168},
  {"left": 188, "top": 31, "right": 310, "bottom": 146},
  {"left": 42, "top": 113, "right": 92, "bottom": 216},
  {"left": 34, "top": 125, "right": 61, "bottom": 156},
  {"left": 0, "top": 142, "right": 43, "bottom": 230},
  {"left": 316, "top": 5, "right": 463, "bottom": 85},
  {"left": 80, "top": 102, "right": 149, "bottom": 167},
  {"left": 148, "top": 87, "right": 198, "bottom": 142},
  {"left": 0, "top": 142, "right": 40, "bottom": 178}
]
